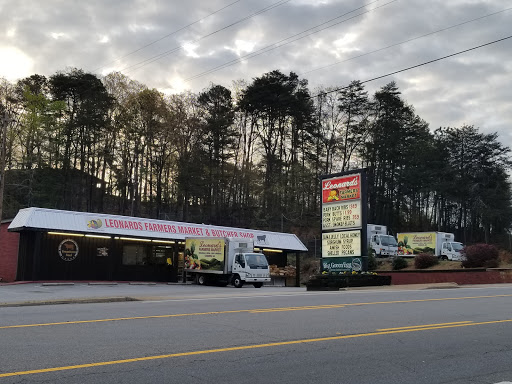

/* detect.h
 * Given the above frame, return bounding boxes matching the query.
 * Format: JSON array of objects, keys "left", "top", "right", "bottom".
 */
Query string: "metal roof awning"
[{"left": 8, "top": 207, "right": 308, "bottom": 252}]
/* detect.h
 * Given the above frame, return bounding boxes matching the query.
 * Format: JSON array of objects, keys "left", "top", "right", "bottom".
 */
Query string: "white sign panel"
[
  {"left": 322, "top": 200, "right": 362, "bottom": 230},
  {"left": 322, "top": 230, "right": 362, "bottom": 258}
]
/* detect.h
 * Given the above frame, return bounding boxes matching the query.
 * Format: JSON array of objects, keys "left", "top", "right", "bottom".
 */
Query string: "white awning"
[{"left": 8, "top": 207, "right": 308, "bottom": 252}]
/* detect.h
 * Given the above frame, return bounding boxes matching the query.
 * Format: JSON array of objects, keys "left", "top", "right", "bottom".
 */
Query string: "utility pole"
[{"left": 0, "top": 111, "right": 12, "bottom": 228}]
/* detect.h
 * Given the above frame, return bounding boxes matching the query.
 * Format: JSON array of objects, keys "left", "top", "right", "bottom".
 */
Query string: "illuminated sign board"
[
  {"left": 322, "top": 230, "right": 362, "bottom": 258},
  {"left": 322, "top": 174, "right": 362, "bottom": 231},
  {"left": 322, "top": 200, "right": 362, "bottom": 230},
  {"left": 322, "top": 174, "right": 360, "bottom": 203},
  {"left": 320, "top": 170, "right": 366, "bottom": 273}
]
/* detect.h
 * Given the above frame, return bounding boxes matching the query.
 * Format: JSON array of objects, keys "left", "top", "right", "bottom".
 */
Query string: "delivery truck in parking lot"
[
  {"left": 184, "top": 237, "right": 271, "bottom": 288},
  {"left": 367, "top": 224, "right": 398, "bottom": 257},
  {"left": 397, "top": 231, "right": 464, "bottom": 260}
]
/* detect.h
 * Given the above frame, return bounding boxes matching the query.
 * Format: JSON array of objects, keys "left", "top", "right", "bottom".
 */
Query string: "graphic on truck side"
[
  {"left": 397, "top": 233, "right": 436, "bottom": 255},
  {"left": 184, "top": 238, "right": 225, "bottom": 271}
]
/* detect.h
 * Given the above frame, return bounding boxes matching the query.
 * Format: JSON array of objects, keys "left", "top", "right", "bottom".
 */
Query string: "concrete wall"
[
  {"left": 0, "top": 221, "right": 19, "bottom": 282},
  {"left": 378, "top": 269, "right": 512, "bottom": 285}
]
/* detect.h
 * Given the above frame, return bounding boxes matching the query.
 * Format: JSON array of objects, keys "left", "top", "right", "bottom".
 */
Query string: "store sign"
[
  {"left": 321, "top": 170, "right": 366, "bottom": 273},
  {"left": 85, "top": 217, "right": 255, "bottom": 239},
  {"left": 322, "top": 230, "right": 361, "bottom": 258},
  {"left": 322, "top": 200, "right": 362, "bottom": 230},
  {"left": 58, "top": 239, "right": 79, "bottom": 262},
  {"left": 184, "top": 238, "right": 225, "bottom": 271},
  {"left": 322, "top": 257, "right": 363, "bottom": 272},
  {"left": 322, "top": 174, "right": 360, "bottom": 203}
]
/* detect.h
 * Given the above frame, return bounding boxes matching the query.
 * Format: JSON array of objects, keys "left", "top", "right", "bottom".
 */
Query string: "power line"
[
  {"left": 300, "top": 7, "right": 512, "bottom": 76},
  {"left": 92, "top": 0, "right": 244, "bottom": 72},
  {"left": 313, "top": 35, "right": 512, "bottom": 99},
  {"left": 184, "top": 0, "right": 398, "bottom": 82},
  {"left": 121, "top": 0, "right": 292, "bottom": 74}
]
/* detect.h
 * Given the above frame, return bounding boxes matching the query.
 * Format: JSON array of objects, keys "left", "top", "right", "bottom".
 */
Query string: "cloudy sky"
[{"left": 1, "top": 0, "right": 511, "bottom": 145}]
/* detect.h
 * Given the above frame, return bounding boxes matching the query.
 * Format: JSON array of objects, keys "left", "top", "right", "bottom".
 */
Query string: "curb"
[
  {"left": 0, "top": 297, "right": 140, "bottom": 308},
  {"left": 423, "top": 282, "right": 460, "bottom": 289}
]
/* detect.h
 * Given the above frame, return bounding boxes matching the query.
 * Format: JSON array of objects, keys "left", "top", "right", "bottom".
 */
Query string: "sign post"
[{"left": 320, "top": 169, "right": 367, "bottom": 273}]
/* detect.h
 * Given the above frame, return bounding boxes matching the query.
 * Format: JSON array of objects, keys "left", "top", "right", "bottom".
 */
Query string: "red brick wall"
[
  {"left": 0, "top": 222, "right": 19, "bottom": 282},
  {"left": 378, "top": 270, "right": 512, "bottom": 285}
]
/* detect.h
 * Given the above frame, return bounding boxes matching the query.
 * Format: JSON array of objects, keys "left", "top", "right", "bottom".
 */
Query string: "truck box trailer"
[
  {"left": 184, "top": 237, "right": 271, "bottom": 288},
  {"left": 397, "top": 232, "right": 464, "bottom": 260}
]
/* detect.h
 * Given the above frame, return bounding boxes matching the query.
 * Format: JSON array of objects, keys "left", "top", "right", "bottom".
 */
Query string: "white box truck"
[
  {"left": 184, "top": 237, "right": 271, "bottom": 288},
  {"left": 397, "top": 232, "right": 464, "bottom": 260},
  {"left": 367, "top": 224, "right": 398, "bottom": 257}
]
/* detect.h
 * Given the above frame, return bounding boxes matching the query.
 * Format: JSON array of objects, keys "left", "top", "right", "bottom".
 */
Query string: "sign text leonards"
[{"left": 322, "top": 175, "right": 360, "bottom": 203}]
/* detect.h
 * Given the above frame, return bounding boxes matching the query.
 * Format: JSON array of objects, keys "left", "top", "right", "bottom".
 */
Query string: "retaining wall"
[{"left": 378, "top": 269, "right": 512, "bottom": 285}]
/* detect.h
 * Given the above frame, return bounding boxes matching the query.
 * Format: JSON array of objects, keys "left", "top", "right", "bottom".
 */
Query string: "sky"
[{"left": 1, "top": 0, "right": 511, "bottom": 146}]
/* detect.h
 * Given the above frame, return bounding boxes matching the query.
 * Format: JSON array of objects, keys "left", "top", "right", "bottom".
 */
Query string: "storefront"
[{"left": 7, "top": 207, "right": 307, "bottom": 283}]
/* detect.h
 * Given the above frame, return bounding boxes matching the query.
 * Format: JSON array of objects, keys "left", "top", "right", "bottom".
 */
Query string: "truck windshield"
[
  {"left": 452, "top": 242, "right": 464, "bottom": 251},
  {"left": 381, "top": 236, "right": 398, "bottom": 246},
  {"left": 245, "top": 254, "right": 269, "bottom": 269}
]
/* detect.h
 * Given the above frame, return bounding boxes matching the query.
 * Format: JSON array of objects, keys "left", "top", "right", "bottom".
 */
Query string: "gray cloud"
[{"left": 1, "top": 0, "right": 510, "bottom": 146}]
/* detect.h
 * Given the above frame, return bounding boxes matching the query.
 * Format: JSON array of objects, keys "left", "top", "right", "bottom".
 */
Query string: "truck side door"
[
  {"left": 441, "top": 242, "right": 453, "bottom": 260},
  {"left": 233, "top": 254, "right": 245, "bottom": 272}
]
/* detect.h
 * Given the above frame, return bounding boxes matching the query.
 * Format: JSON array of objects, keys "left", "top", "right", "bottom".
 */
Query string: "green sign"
[{"left": 321, "top": 257, "right": 363, "bottom": 273}]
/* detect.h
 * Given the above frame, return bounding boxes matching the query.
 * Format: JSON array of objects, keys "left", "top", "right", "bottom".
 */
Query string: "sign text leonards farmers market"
[
  {"left": 86, "top": 217, "right": 254, "bottom": 238},
  {"left": 322, "top": 175, "right": 360, "bottom": 203}
]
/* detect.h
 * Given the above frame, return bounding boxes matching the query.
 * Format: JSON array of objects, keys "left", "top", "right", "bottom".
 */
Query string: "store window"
[
  {"left": 122, "top": 244, "right": 173, "bottom": 266},
  {"left": 153, "top": 246, "right": 172, "bottom": 265},
  {"left": 123, "top": 245, "right": 147, "bottom": 265}
]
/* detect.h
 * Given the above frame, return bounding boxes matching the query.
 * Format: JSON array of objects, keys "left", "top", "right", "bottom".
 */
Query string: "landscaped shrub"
[
  {"left": 392, "top": 257, "right": 408, "bottom": 270},
  {"left": 499, "top": 250, "right": 512, "bottom": 265},
  {"left": 414, "top": 253, "right": 439, "bottom": 269},
  {"left": 461, "top": 244, "right": 499, "bottom": 268},
  {"left": 368, "top": 253, "right": 378, "bottom": 271},
  {"left": 300, "top": 258, "right": 320, "bottom": 284}
]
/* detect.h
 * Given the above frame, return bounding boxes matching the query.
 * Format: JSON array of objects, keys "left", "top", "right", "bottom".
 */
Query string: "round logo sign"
[
  {"left": 351, "top": 257, "right": 362, "bottom": 272},
  {"left": 58, "top": 239, "right": 79, "bottom": 262}
]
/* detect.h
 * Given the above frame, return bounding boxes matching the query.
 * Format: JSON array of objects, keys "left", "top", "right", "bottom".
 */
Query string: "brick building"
[
  {"left": 0, "top": 220, "right": 19, "bottom": 282},
  {"left": 5, "top": 207, "right": 306, "bottom": 284}
]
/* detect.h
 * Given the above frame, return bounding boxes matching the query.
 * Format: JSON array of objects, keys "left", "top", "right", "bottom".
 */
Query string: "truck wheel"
[
  {"left": 233, "top": 275, "right": 244, "bottom": 288},
  {"left": 441, "top": 256, "right": 448, "bottom": 261},
  {"left": 253, "top": 282, "right": 263, "bottom": 288},
  {"left": 197, "top": 275, "right": 206, "bottom": 285}
]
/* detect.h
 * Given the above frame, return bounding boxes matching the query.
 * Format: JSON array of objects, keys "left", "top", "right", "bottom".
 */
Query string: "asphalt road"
[{"left": 1, "top": 284, "right": 512, "bottom": 383}]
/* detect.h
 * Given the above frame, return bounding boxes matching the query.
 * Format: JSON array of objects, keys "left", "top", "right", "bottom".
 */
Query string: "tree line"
[{"left": 1, "top": 68, "right": 511, "bottom": 249}]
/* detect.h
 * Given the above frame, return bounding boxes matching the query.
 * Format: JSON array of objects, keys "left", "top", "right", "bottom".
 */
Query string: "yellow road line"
[
  {"left": 249, "top": 304, "right": 346, "bottom": 312},
  {"left": 1, "top": 294, "right": 512, "bottom": 329},
  {"left": 377, "top": 321, "right": 473, "bottom": 331},
  {"left": 1, "top": 318, "right": 511, "bottom": 378}
]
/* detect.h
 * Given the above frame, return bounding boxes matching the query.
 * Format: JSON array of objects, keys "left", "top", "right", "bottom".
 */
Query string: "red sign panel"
[{"left": 322, "top": 174, "right": 360, "bottom": 203}]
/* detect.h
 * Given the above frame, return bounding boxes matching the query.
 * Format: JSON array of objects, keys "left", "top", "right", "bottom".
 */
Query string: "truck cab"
[
  {"left": 368, "top": 224, "right": 398, "bottom": 257},
  {"left": 232, "top": 252, "right": 271, "bottom": 288},
  {"left": 370, "top": 234, "right": 398, "bottom": 257},
  {"left": 440, "top": 241, "right": 464, "bottom": 261}
]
